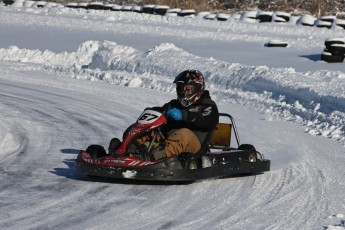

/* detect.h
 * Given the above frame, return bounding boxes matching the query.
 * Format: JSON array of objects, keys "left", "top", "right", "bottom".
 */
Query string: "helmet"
[{"left": 173, "top": 69, "right": 205, "bottom": 107}]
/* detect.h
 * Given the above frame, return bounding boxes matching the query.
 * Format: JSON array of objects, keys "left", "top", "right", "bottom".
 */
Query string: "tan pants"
[{"left": 164, "top": 128, "right": 201, "bottom": 157}]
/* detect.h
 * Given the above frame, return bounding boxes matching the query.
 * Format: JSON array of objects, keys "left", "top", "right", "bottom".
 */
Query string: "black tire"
[
  {"left": 266, "top": 43, "right": 288, "bottom": 47},
  {"left": 257, "top": 14, "right": 272, "bottom": 23},
  {"left": 301, "top": 23, "right": 314, "bottom": 26},
  {"left": 178, "top": 153, "right": 201, "bottom": 170},
  {"left": 336, "top": 23, "right": 345, "bottom": 29},
  {"left": 142, "top": 5, "right": 155, "bottom": 14},
  {"left": 86, "top": 145, "right": 107, "bottom": 159},
  {"left": 329, "top": 50, "right": 345, "bottom": 56},
  {"left": 2, "top": 0, "right": 14, "bottom": 5},
  {"left": 316, "top": 24, "right": 332, "bottom": 29},
  {"left": 238, "top": 144, "right": 257, "bottom": 162},
  {"left": 325, "top": 39, "right": 345, "bottom": 49},
  {"left": 108, "top": 138, "right": 121, "bottom": 153},
  {"left": 265, "top": 41, "right": 288, "bottom": 47},
  {"left": 321, "top": 53, "right": 344, "bottom": 63},
  {"left": 324, "top": 48, "right": 345, "bottom": 56},
  {"left": 328, "top": 44, "right": 345, "bottom": 54},
  {"left": 275, "top": 13, "right": 290, "bottom": 22},
  {"left": 154, "top": 8, "right": 169, "bottom": 16}
]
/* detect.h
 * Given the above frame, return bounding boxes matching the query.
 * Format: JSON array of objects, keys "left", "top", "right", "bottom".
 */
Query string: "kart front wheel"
[
  {"left": 86, "top": 144, "right": 107, "bottom": 159},
  {"left": 108, "top": 138, "right": 121, "bottom": 153}
]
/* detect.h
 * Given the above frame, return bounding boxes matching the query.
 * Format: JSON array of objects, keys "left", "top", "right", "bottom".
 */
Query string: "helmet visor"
[{"left": 176, "top": 84, "right": 196, "bottom": 98}]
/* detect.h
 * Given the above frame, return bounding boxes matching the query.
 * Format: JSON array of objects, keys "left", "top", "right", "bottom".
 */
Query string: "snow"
[
  {"left": 0, "top": 2, "right": 345, "bottom": 229},
  {"left": 122, "top": 170, "right": 137, "bottom": 179}
]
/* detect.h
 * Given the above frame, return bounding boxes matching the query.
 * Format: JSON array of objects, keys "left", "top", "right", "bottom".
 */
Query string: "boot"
[
  {"left": 135, "top": 144, "right": 148, "bottom": 155},
  {"left": 149, "top": 146, "right": 167, "bottom": 161}
]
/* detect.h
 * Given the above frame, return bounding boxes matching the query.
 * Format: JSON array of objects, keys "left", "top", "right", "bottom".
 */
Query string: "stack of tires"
[{"left": 321, "top": 38, "right": 345, "bottom": 63}]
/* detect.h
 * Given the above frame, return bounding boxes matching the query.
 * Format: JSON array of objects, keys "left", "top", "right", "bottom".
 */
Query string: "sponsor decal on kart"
[
  {"left": 85, "top": 158, "right": 97, "bottom": 164},
  {"left": 98, "top": 157, "right": 154, "bottom": 167},
  {"left": 123, "top": 158, "right": 155, "bottom": 166},
  {"left": 103, "top": 159, "right": 126, "bottom": 164},
  {"left": 127, "top": 160, "right": 154, "bottom": 166}
]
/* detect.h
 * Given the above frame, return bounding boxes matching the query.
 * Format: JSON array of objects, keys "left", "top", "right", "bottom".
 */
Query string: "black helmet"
[{"left": 173, "top": 69, "right": 205, "bottom": 107}]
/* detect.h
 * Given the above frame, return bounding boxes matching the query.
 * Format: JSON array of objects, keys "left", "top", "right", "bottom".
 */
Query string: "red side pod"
[
  {"left": 79, "top": 150, "right": 155, "bottom": 167},
  {"left": 98, "top": 157, "right": 155, "bottom": 167}
]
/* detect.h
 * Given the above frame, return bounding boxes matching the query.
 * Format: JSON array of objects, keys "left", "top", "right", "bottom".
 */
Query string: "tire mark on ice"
[
  {"left": 0, "top": 79, "right": 134, "bottom": 229},
  {"left": 217, "top": 160, "right": 328, "bottom": 229}
]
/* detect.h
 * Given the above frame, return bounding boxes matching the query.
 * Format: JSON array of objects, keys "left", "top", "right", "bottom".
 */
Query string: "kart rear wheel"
[
  {"left": 178, "top": 153, "right": 201, "bottom": 170},
  {"left": 86, "top": 144, "right": 107, "bottom": 159},
  {"left": 239, "top": 144, "right": 257, "bottom": 162}
]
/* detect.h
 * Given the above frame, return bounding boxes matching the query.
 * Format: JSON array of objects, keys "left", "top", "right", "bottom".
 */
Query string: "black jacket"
[{"left": 162, "top": 90, "right": 219, "bottom": 144}]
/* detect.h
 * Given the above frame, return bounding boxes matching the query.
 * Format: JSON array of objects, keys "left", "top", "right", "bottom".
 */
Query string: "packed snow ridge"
[{"left": 1, "top": 40, "right": 345, "bottom": 145}]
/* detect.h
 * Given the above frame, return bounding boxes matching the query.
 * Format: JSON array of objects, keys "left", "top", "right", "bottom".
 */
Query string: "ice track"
[{"left": 0, "top": 62, "right": 344, "bottom": 229}]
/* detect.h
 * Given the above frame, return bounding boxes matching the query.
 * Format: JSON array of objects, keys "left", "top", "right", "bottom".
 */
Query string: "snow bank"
[
  {"left": 0, "top": 41, "right": 98, "bottom": 69},
  {"left": 0, "top": 40, "right": 344, "bottom": 145}
]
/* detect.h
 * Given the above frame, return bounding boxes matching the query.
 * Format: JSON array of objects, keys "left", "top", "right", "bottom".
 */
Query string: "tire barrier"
[
  {"left": 321, "top": 38, "right": 345, "bottom": 63},
  {"left": 3, "top": 0, "right": 345, "bottom": 30}
]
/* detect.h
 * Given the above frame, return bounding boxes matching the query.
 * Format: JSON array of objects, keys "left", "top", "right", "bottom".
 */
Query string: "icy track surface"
[
  {"left": 1, "top": 62, "right": 344, "bottom": 230},
  {"left": 0, "top": 5, "right": 345, "bottom": 230}
]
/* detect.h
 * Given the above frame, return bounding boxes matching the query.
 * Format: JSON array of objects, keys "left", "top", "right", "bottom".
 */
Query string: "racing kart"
[{"left": 76, "top": 107, "right": 270, "bottom": 182}]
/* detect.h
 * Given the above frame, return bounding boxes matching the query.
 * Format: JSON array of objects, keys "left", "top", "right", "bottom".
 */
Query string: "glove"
[{"left": 166, "top": 108, "right": 182, "bottom": 121}]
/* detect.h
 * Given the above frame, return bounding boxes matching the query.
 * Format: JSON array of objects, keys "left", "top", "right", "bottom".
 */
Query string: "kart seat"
[
  {"left": 179, "top": 122, "right": 232, "bottom": 169},
  {"left": 192, "top": 122, "right": 232, "bottom": 158},
  {"left": 209, "top": 123, "right": 232, "bottom": 149}
]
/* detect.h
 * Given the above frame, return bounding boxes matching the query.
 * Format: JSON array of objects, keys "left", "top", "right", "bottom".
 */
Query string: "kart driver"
[{"left": 147, "top": 69, "right": 219, "bottom": 161}]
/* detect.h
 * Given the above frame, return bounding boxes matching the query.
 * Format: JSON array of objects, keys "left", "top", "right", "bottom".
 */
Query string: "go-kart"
[{"left": 76, "top": 107, "right": 270, "bottom": 182}]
